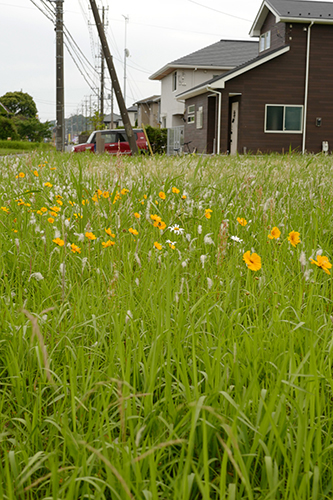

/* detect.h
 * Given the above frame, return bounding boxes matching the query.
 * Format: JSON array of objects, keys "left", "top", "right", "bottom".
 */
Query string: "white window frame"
[
  {"left": 187, "top": 104, "right": 195, "bottom": 124},
  {"left": 196, "top": 106, "right": 203, "bottom": 129},
  {"left": 264, "top": 104, "right": 303, "bottom": 133},
  {"left": 259, "top": 31, "right": 271, "bottom": 52}
]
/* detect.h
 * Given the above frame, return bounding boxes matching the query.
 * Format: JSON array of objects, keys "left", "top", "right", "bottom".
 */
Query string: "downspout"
[
  {"left": 302, "top": 21, "right": 314, "bottom": 154},
  {"left": 206, "top": 87, "right": 222, "bottom": 155}
]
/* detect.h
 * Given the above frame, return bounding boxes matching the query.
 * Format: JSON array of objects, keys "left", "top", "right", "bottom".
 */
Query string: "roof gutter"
[
  {"left": 302, "top": 21, "right": 314, "bottom": 154},
  {"left": 206, "top": 86, "right": 222, "bottom": 155}
]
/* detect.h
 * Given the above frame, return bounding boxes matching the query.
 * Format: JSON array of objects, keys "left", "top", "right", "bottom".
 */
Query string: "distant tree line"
[{"left": 0, "top": 91, "right": 52, "bottom": 142}]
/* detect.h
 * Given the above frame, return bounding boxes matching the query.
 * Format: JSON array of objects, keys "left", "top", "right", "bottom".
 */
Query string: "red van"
[{"left": 72, "top": 129, "right": 148, "bottom": 154}]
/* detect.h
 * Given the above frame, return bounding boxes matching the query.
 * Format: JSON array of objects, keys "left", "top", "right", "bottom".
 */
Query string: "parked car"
[{"left": 72, "top": 129, "right": 148, "bottom": 154}]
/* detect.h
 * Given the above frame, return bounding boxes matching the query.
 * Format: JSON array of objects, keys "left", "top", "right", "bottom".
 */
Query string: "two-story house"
[
  {"left": 149, "top": 39, "right": 258, "bottom": 129},
  {"left": 177, "top": 0, "right": 333, "bottom": 155}
]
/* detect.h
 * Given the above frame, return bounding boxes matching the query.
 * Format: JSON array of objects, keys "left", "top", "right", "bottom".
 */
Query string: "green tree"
[
  {"left": 0, "top": 91, "right": 38, "bottom": 118},
  {"left": 14, "top": 117, "right": 52, "bottom": 142},
  {"left": 0, "top": 116, "right": 19, "bottom": 140},
  {"left": 145, "top": 126, "right": 167, "bottom": 154}
]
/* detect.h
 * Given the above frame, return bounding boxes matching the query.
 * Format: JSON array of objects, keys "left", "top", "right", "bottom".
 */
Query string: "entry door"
[{"left": 230, "top": 102, "right": 239, "bottom": 155}]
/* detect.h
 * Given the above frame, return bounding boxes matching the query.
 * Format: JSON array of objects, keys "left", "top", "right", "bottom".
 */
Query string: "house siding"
[
  {"left": 184, "top": 96, "right": 210, "bottom": 153},
  {"left": 184, "top": 21, "right": 333, "bottom": 155},
  {"left": 261, "top": 11, "right": 286, "bottom": 52}
]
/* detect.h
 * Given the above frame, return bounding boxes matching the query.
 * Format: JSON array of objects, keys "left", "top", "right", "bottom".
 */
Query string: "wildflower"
[
  {"left": 143, "top": 194, "right": 147, "bottom": 199},
  {"left": 103, "top": 191, "right": 109, "bottom": 198},
  {"left": 41, "top": 207, "right": 48, "bottom": 213},
  {"left": 121, "top": 188, "right": 129, "bottom": 195},
  {"left": 82, "top": 199, "right": 89, "bottom": 206},
  {"left": 288, "top": 231, "right": 301, "bottom": 248},
  {"left": 181, "top": 195, "right": 187, "bottom": 200},
  {"left": 230, "top": 235, "right": 243, "bottom": 243},
  {"left": 154, "top": 220, "right": 166, "bottom": 230},
  {"left": 169, "top": 224, "right": 184, "bottom": 234},
  {"left": 207, "top": 277, "right": 213, "bottom": 289},
  {"left": 134, "top": 212, "right": 141, "bottom": 219},
  {"left": 16, "top": 172, "right": 25, "bottom": 179},
  {"left": 53, "top": 237, "right": 65, "bottom": 247},
  {"left": 237, "top": 217, "right": 247, "bottom": 226},
  {"left": 151, "top": 214, "right": 161, "bottom": 223},
  {"left": 299, "top": 251, "right": 307, "bottom": 267},
  {"left": 154, "top": 241, "right": 162, "bottom": 250},
  {"left": 200, "top": 255, "right": 207, "bottom": 268},
  {"left": 44, "top": 182, "right": 53, "bottom": 187},
  {"left": 310, "top": 255, "right": 332, "bottom": 275},
  {"left": 105, "top": 228, "right": 115, "bottom": 237},
  {"left": 74, "top": 213, "right": 83, "bottom": 219},
  {"left": 33, "top": 170, "right": 39, "bottom": 177},
  {"left": 102, "top": 240, "right": 115, "bottom": 248},
  {"left": 268, "top": 227, "right": 281, "bottom": 239},
  {"left": 129, "top": 227, "right": 139, "bottom": 235},
  {"left": 70, "top": 243, "right": 81, "bottom": 254},
  {"left": 29, "top": 272, "right": 44, "bottom": 282},
  {"left": 48, "top": 217, "right": 54, "bottom": 224},
  {"left": 1, "top": 207, "right": 9, "bottom": 214},
  {"left": 205, "top": 209, "right": 213, "bottom": 219},
  {"left": 159, "top": 191, "right": 166, "bottom": 200},
  {"left": 166, "top": 239, "right": 176, "bottom": 249},
  {"left": 243, "top": 251, "right": 261, "bottom": 271},
  {"left": 85, "top": 232, "right": 97, "bottom": 241},
  {"left": 172, "top": 187, "right": 180, "bottom": 194}
]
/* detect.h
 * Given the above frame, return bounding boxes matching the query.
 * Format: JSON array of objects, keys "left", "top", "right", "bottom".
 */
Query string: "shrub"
[
  {"left": 0, "top": 116, "right": 19, "bottom": 140},
  {"left": 145, "top": 125, "right": 167, "bottom": 154}
]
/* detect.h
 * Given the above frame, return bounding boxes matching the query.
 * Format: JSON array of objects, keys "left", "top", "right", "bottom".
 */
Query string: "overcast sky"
[{"left": 0, "top": 0, "right": 328, "bottom": 122}]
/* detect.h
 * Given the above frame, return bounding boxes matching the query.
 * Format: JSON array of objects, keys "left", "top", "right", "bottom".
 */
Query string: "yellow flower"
[
  {"left": 53, "top": 237, "right": 64, "bottom": 246},
  {"left": 288, "top": 231, "right": 301, "bottom": 247},
  {"left": 103, "top": 191, "right": 109, "bottom": 198},
  {"left": 154, "top": 241, "right": 162, "bottom": 250},
  {"left": 237, "top": 217, "right": 247, "bottom": 226},
  {"left": 150, "top": 214, "right": 161, "bottom": 223},
  {"left": 1, "top": 207, "right": 9, "bottom": 214},
  {"left": 44, "top": 182, "right": 52, "bottom": 187},
  {"left": 49, "top": 211, "right": 58, "bottom": 217},
  {"left": 70, "top": 243, "right": 81, "bottom": 254},
  {"left": 181, "top": 195, "right": 187, "bottom": 200},
  {"left": 310, "top": 255, "right": 332, "bottom": 275},
  {"left": 85, "top": 232, "right": 97, "bottom": 240},
  {"left": 268, "top": 227, "right": 281, "bottom": 239},
  {"left": 154, "top": 220, "right": 166, "bottom": 230},
  {"left": 243, "top": 251, "right": 262, "bottom": 271},
  {"left": 68, "top": 200, "right": 75, "bottom": 206},
  {"left": 74, "top": 213, "right": 83, "bottom": 219},
  {"left": 172, "top": 187, "right": 180, "bottom": 194},
  {"left": 134, "top": 212, "right": 141, "bottom": 219},
  {"left": 129, "top": 227, "right": 139, "bottom": 236},
  {"left": 121, "top": 188, "right": 129, "bottom": 195},
  {"left": 102, "top": 240, "right": 115, "bottom": 248},
  {"left": 48, "top": 217, "right": 54, "bottom": 223},
  {"left": 41, "top": 207, "right": 48, "bottom": 213},
  {"left": 205, "top": 209, "right": 213, "bottom": 219},
  {"left": 56, "top": 199, "right": 63, "bottom": 206},
  {"left": 18, "top": 172, "right": 25, "bottom": 178},
  {"left": 36, "top": 210, "right": 42, "bottom": 215},
  {"left": 33, "top": 170, "right": 39, "bottom": 177},
  {"left": 82, "top": 199, "right": 89, "bottom": 206},
  {"left": 105, "top": 228, "right": 115, "bottom": 237},
  {"left": 143, "top": 194, "right": 147, "bottom": 200},
  {"left": 92, "top": 194, "right": 99, "bottom": 203},
  {"left": 159, "top": 191, "right": 166, "bottom": 200}
]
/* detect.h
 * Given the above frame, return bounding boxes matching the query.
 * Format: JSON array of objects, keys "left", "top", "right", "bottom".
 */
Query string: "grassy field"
[{"left": 0, "top": 151, "right": 332, "bottom": 499}]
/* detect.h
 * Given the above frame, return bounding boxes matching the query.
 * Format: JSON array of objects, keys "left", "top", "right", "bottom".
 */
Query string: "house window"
[
  {"left": 187, "top": 104, "right": 195, "bottom": 124},
  {"left": 172, "top": 71, "right": 177, "bottom": 92},
  {"left": 265, "top": 105, "right": 303, "bottom": 133},
  {"left": 259, "top": 31, "right": 271, "bottom": 52},
  {"left": 196, "top": 106, "right": 203, "bottom": 129}
]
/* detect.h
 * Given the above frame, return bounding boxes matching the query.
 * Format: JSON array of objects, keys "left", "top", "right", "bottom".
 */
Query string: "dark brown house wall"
[
  {"left": 221, "top": 23, "right": 309, "bottom": 153},
  {"left": 261, "top": 11, "right": 286, "bottom": 52},
  {"left": 305, "top": 24, "right": 333, "bottom": 152},
  {"left": 184, "top": 96, "right": 209, "bottom": 153}
]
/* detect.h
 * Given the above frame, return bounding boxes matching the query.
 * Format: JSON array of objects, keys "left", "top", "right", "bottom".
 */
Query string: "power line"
[{"left": 187, "top": 0, "right": 252, "bottom": 22}]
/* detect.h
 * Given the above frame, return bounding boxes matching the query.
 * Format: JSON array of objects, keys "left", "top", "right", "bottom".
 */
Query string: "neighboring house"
[
  {"left": 177, "top": 0, "right": 333, "bottom": 155},
  {"left": 134, "top": 96, "right": 161, "bottom": 128},
  {"left": 103, "top": 106, "right": 137, "bottom": 128},
  {"left": 150, "top": 40, "right": 258, "bottom": 129}
]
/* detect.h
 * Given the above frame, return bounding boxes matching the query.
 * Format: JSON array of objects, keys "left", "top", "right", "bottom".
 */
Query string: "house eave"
[{"left": 150, "top": 63, "right": 234, "bottom": 80}]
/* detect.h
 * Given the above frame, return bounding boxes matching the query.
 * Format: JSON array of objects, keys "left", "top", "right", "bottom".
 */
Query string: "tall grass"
[{"left": 0, "top": 151, "right": 332, "bottom": 499}]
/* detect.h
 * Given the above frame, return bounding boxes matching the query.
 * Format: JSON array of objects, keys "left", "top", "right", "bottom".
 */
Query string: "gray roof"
[
  {"left": 134, "top": 95, "right": 160, "bottom": 104},
  {"left": 267, "top": 0, "right": 333, "bottom": 20},
  {"left": 150, "top": 39, "right": 258, "bottom": 80}
]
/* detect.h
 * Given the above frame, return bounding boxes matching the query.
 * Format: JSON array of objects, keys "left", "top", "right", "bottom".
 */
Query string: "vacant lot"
[{"left": 0, "top": 152, "right": 332, "bottom": 499}]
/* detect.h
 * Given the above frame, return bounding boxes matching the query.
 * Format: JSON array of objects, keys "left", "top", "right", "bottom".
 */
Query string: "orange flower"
[
  {"left": 237, "top": 217, "right": 247, "bottom": 226},
  {"left": 105, "top": 228, "right": 115, "bottom": 237},
  {"left": 268, "top": 227, "right": 281, "bottom": 239},
  {"left": 159, "top": 191, "right": 166, "bottom": 200},
  {"left": 129, "top": 228, "right": 138, "bottom": 236},
  {"left": 243, "top": 251, "right": 261, "bottom": 271},
  {"left": 310, "top": 255, "right": 332, "bottom": 275},
  {"left": 288, "top": 231, "right": 301, "bottom": 248},
  {"left": 102, "top": 240, "right": 115, "bottom": 248},
  {"left": 172, "top": 187, "right": 180, "bottom": 194},
  {"left": 70, "top": 243, "right": 81, "bottom": 254},
  {"left": 154, "top": 241, "right": 162, "bottom": 250},
  {"left": 53, "top": 237, "right": 64, "bottom": 247},
  {"left": 85, "top": 232, "right": 97, "bottom": 240}
]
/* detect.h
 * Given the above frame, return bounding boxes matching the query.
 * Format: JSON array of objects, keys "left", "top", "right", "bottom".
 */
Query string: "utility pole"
[
  {"left": 49, "top": 0, "right": 65, "bottom": 151},
  {"left": 100, "top": 6, "right": 105, "bottom": 119},
  {"left": 89, "top": 0, "right": 138, "bottom": 154}
]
